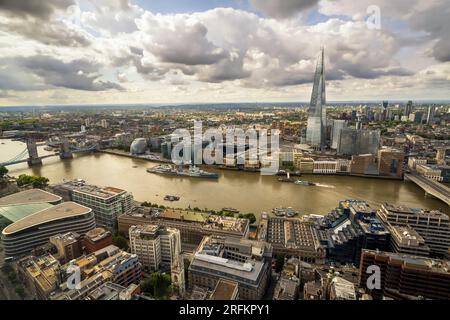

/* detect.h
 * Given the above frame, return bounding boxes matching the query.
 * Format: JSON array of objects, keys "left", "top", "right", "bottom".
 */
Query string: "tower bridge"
[{"left": 1, "top": 138, "right": 98, "bottom": 167}]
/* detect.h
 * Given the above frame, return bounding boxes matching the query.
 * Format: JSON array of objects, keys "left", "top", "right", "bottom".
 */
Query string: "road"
[{"left": 406, "top": 172, "right": 450, "bottom": 206}]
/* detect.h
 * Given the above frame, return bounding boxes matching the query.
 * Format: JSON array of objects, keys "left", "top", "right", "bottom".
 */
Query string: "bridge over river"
[{"left": 405, "top": 172, "right": 450, "bottom": 206}]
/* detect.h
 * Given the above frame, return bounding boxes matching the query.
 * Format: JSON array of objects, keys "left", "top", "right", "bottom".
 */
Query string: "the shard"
[{"left": 306, "top": 48, "right": 326, "bottom": 149}]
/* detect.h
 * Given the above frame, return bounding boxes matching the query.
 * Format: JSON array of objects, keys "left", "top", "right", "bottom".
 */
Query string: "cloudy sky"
[{"left": 0, "top": 0, "right": 449, "bottom": 106}]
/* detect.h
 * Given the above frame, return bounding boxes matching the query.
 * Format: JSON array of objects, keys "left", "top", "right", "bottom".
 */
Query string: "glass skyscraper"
[{"left": 306, "top": 48, "right": 326, "bottom": 148}]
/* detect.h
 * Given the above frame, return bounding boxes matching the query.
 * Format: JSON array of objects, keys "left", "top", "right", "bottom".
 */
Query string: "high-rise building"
[
  {"left": 129, "top": 224, "right": 181, "bottom": 271},
  {"left": 306, "top": 48, "right": 326, "bottom": 149},
  {"left": 51, "top": 180, "right": 134, "bottom": 230},
  {"left": 404, "top": 100, "right": 413, "bottom": 117},
  {"left": 331, "top": 120, "right": 347, "bottom": 150},
  {"left": 337, "top": 129, "right": 380, "bottom": 156},
  {"left": 358, "top": 249, "right": 450, "bottom": 300},
  {"left": 377, "top": 203, "right": 450, "bottom": 257},
  {"left": 426, "top": 105, "right": 436, "bottom": 124}
]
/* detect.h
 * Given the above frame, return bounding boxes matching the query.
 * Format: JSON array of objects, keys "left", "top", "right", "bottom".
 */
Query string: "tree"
[
  {"left": 141, "top": 272, "right": 172, "bottom": 299},
  {"left": 0, "top": 166, "right": 8, "bottom": 178},
  {"left": 112, "top": 234, "right": 129, "bottom": 251},
  {"left": 244, "top": 213, "right": 257, "bottom": 224},
  {"left": 16, "top": 174, "right": 49, "bottom": 188}
]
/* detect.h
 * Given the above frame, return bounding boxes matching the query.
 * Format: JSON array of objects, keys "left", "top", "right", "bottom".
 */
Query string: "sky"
[{"left": 0, "top": 0, "right": 449, "bottom": 106}]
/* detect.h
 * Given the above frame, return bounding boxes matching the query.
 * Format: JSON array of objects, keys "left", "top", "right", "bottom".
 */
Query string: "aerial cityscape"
[{"left": 0, "top": 0, "right": 449, "bottom": 307}]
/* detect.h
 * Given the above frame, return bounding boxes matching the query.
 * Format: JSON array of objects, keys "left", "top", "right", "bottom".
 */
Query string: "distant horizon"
[{"left": 1, "top": 99, "right": 450, "bottom": 110}]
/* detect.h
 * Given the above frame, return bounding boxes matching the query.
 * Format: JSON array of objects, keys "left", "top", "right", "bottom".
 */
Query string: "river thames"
[{"left": 1, "top": 139, "right": 448, "bottom": 216}]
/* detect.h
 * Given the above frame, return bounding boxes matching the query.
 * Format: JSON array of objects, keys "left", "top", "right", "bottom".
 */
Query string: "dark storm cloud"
[
  {"left": 0, "top": 0, "right": 74, "bottom": 20},
  {"left": 250, "top": 0, "right": 319, "bottom": 18},
  {"left": 343, "top": 66, "right": 414, "bottom": 79},
  {"left": 0, "top": 55, "right": 123, "bottom": 91},
  {"left": 407, "top": 1, "right": 450, "bottom": 62}
]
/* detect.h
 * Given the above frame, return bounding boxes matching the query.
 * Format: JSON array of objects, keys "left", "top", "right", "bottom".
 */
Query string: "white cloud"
[{"left": 0, "top": 0, "right": 448, "bottom": 104}]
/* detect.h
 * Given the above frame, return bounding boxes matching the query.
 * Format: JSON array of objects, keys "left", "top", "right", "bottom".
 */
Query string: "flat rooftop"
[
  {"left": 363, "top": 250, "right": 450, "bottom": 274},
  {"left": 382, "top": 203, "right": 448, "bottom": 220},
  {"left": 0, "top": 189, "right": 62, "bottom": 206},
  {"left": 54, "top": 180, "right": 126, "bottom": 199},
  {"left": 210, "top": 279, "right": 238, "bottom": 300},
  {"left": 2, "top": 202, "right": 92, "bottom": 235},
  {"left": 161, "top": 209, "right": 208, "bottom": 222}
]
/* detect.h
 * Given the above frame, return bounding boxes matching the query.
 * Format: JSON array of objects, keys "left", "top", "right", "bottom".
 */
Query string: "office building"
[
  {"left": 426, "top": 105, "right": 436, "bottom": 124},
  {"left": 54, "top": 245, "right": 141, "bottom": 300},
  {"left": 2, "top": 202, "right": 96, "bottom": 257},
  {"left": 306, "top": 48, "right": 326, "bottom": 149},
  {"left": 404, "top": 100, "right": 413, "bottom": 117},
  {"left": 0, "top": 189, "right": 62, "bottom": 230},
  {"left": 337, "top": 129, "right": 380, "bottom": 156},
  {"left": 49, "top": 232, "right": 83, "bottom": 264},
  {"left": 17, "top": 254, "right": 62, "bottom": 300},
  {"left": 318, "top": 201, "right": 390, "bottom": 265},
  {"left": 377, "top": 148, "right": 404, "bottom": 178},
  {"left": 129, "top": 224, "right": 181, "bottom": 271},
  {"left": 313, "top": 159, "right": 337, "bottom": 174},
  {"left": 258, "top": 215, "right": 326, "bottom": 263},
  {"left": 350, "top": 154, "right": 378, "bottom": 175},
  {"left": 83, "top": 227, "right": 113, "bottom": 254},
  {"left": 118, "top": 207, "right": 249, "bottom": 250},
  {"left": 188, "top": 236, "right": 272, "bottom": 300},
  {"left": 378, "top": 204, "right": 450, "bottom": 257},
  {"left": 84, "top": 282, "right": 140, "bottom": 300},
  {"left": 209, "top": 279, "right": 239, "bottom": 300},
  {"left": 358, "top": 250, "right": 450, "bottom": 300},
  {"left": 328, "top": 277, "right": 356, "bottom": 300},
  {"left": 331, "top": 120, "right": 347, "bottom": 150},
  {"left": 51, "top": 180, "right": 134, "bottom": 229},
  {"left": 273, "top": 276, "right": 300, "bottom": 300},
  {"left": 386, "top": 224, "right": 430, "bottom": 257},
  {"left": 416, "top": 163, "right": 450, "bottom": 182}
]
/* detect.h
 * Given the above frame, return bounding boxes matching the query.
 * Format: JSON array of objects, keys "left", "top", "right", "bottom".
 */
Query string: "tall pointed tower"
[{"left": 306, "top": 48, "right": 326, "bottom": 149}]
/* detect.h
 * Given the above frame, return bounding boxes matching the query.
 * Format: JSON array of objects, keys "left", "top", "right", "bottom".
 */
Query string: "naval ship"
[{"left": 147, "top": 164, "right": 219, "bottom": 179}]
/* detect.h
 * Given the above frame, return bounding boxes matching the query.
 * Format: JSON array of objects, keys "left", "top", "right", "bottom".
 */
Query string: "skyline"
[{"left": 1, "top": 0, "right": 450, "bottom": 106}]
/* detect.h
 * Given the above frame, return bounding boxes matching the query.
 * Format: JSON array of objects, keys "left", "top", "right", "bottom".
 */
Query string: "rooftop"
[
  {"left": 210, "top": 279, "right": 239, "bottom": 300},
  {"left": 381, "top": 203, "right": 449, "bottom": 220},
  {"left": 2, "top": 202, "right": 92, "bottom": 235},
  {"left": 0, "top": 203, "right": 53, "bottom": 223},
  {"left": 85, "top": 227, "right": 111, "bottom": 242},
  {"left": 0, "top": 189, "right": 62, "bottom": 206},
  {"left": 190, "top": 236, "right": 269, "bottom": 282},
  {"left": 363, "top": 250, "right": 450, "bottom": 274},
  {"left": 54, "top": 180, "right": 126, "bottom": 199}
]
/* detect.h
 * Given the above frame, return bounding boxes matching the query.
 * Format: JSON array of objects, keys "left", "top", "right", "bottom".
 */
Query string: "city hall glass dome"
[{"left": 130, "top": 138, "right": 147, "bottom": 154}]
